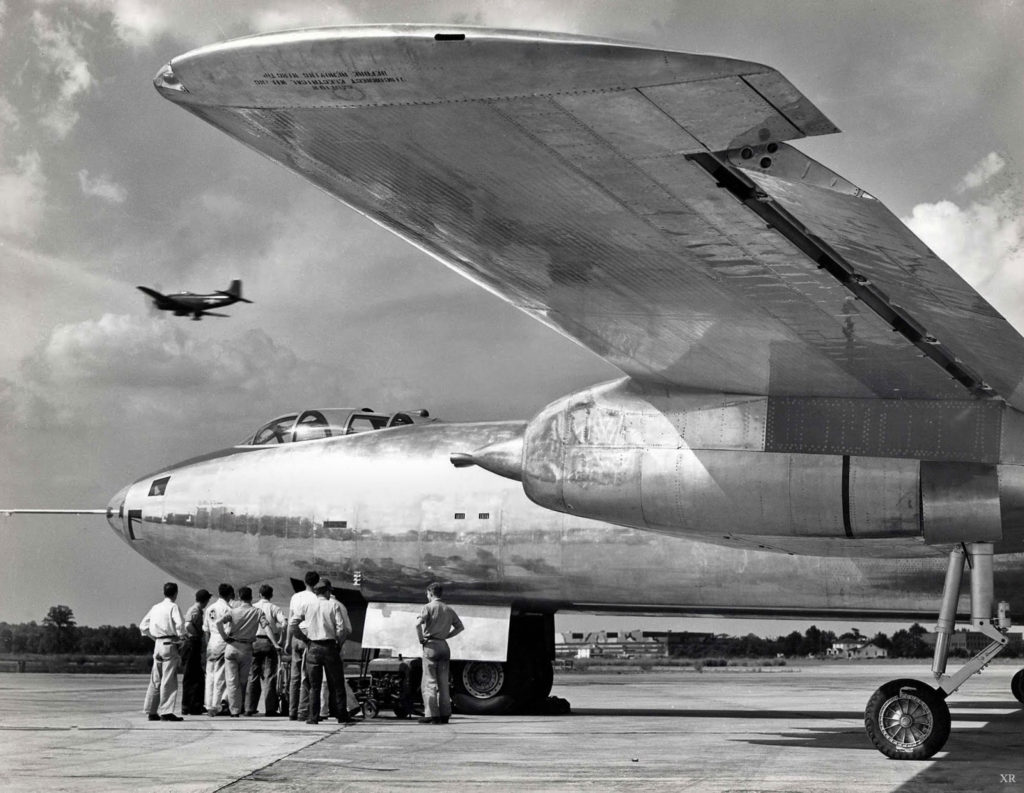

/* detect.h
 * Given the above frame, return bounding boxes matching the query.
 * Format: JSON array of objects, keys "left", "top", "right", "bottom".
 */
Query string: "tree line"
[
  {"left": 4, "top": 606, "right": 1019, "bottom": 660},
  {"left": 0, "top": 605, "right": 150, "bottom": 655}
]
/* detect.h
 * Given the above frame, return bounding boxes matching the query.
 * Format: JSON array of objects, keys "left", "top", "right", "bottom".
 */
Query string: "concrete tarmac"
[{"left": 0, "top": 664, "right": 1022, "bottom": 792}]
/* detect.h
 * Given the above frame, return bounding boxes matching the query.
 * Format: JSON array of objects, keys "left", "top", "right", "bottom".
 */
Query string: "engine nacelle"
[{"left": 518, "top": 378, "right": 1024, "bottom": 546}]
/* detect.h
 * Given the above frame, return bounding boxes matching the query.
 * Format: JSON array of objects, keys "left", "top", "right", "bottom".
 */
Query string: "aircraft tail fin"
[{"left": 218, "top": 279, "right": 253, "bottom": 303}]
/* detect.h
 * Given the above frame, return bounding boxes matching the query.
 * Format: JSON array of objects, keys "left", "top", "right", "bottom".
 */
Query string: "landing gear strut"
[{"left": 864, "top": 543, "right": 1011, "bottom": 759}]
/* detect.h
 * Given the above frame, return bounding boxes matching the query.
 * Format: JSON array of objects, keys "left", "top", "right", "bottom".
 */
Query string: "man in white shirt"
[
  {"left": 203, "top": 583, "right": 234, "bottom": 716},
  {"left": 139, "top": 582, "right": 186, "bottom": 721},
  {"left": 289, "top": 579, "right": 352, "bottom": 724},
  {"left": 247, "top": 584, "right": 286, "bottom": 716},
  {"left": 285, "top": 571, "right": 320, "bottom": 720}
]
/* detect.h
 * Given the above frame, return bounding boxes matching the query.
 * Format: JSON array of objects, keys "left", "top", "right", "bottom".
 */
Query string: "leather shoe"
[
  {"left": 160, "top": 714, "right": 184, "bottom": 722},
  {"left": 147, "top": 714, "right": 160, "bottom": 721},
  {"left": 418, "top": 716, "right": 440, "bottom": 724}
]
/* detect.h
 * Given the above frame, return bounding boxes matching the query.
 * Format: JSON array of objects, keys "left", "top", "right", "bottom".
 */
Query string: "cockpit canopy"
[{"left": 243, "top": 408, "right": 428, "bottom": 446}]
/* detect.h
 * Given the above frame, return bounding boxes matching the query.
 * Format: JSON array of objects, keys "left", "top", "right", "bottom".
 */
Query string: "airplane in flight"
[
  {"left": 137, "top": 279, "right": 252, "bottom": 319},
  {"left": 18, "top": 27, "right": 1024, "bottom": 760}
]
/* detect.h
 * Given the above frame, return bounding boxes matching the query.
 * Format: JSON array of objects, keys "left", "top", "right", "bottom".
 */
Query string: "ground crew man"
[
  {"left": 140, "top": 582, "right": 186, "bottom": 722},
  {"left": 216, "top": 586, "right": 265, "bottom": 717},
  {"left": 285, "top": 571, "right": 319, "bottom": 720},
  {"left": 246, "top": 584, "right": 285, "bottom": 716},
  {"left": 289, "top": 579, "right": 352, "bottom": 724},
  {"left": 180, "top": 588, "right": 210, "bottom": 715},
  {"left": 416, "top": 582, "right": 464, "bottom": 725},
  {"left": 204, "top": 583, "right": 233, "bottom": 716}
]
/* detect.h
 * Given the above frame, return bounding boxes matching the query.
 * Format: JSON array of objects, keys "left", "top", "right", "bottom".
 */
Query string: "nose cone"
[
  {"left": 451, "top": 429, "right": 525, "bottom": 481},
  {"left": 106, "top": 483, "right": 130, "bottom": 537},
  {"left": 154, "top": 62, "right": 188, "bottom": 96}
]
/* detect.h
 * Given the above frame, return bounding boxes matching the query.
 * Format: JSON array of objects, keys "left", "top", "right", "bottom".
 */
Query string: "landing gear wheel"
[
  {"left": 361, "top": 698, "right": 380, "bottom": 719},
  {"left": 865, "top": 678, "right": 951, "bottom": 760},
  {"left": 1011, "top": 669, "right": 1024, "bottom": 704},
  {"left": 452, "top": 661, "right": 516, "bottom": 715}
]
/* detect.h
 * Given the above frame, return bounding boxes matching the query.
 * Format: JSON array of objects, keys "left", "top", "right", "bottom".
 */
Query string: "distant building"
[
  {"left": 555, "top": 629, "right": 713, "bottom": 658},
  {"left": 923, "top": 629, "right": 1023, "bottom": 654},
  {"left": 828, "top": 640, "right": 888, "bottom": 659}
]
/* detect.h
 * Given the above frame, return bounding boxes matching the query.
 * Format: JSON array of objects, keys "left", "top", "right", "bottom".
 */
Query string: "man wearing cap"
[
  {"left": 139, "top": 581, "right": 187, "bottom": 722},
  {"left": 246, "top": 584, "right": 285, "bottom": 716},
  {"left": 285, "top": 571, "right": 319, "bottom": 720},
  {"left": 180, "top": 588, "right": 210, "bottom": 715},
  {"left": 203, "top": 583, "right": 233, "bottom": 716},
  {"left": 416, "top": 582, "right": 464, "bottom": 725},
  {"left": 289, "top": 579, "right": 352, "bottom": 724},
  {"left": 216, "top": 586, "right": 266, "bottom": 717}
]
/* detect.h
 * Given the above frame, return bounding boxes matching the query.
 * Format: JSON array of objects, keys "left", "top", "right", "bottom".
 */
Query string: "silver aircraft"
[
  {"left": 138, "top": 279, "right": 252, "bottom": 319},
  {"left": 96, "top": 27, "right": 1024, "bottom": 758}
]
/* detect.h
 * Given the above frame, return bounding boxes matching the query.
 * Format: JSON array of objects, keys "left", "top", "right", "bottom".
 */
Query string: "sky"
[{"left": 1, "top": 0, "right": 1023, "bottom": 637}]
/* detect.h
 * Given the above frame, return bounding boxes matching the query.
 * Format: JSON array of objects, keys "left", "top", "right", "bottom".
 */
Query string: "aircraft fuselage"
[{"left": 106, "top": 384, "right": 1024, "bottom": 620}]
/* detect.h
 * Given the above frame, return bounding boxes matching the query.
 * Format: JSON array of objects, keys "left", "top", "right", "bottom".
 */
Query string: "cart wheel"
[{"left": 362, "top": 698, "right": 380, "bottom": 719}]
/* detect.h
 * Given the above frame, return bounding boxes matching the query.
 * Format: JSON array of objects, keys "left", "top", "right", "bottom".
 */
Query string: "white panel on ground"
[{"left": 362, "top": 602, "right": 510, "bottom": 661}]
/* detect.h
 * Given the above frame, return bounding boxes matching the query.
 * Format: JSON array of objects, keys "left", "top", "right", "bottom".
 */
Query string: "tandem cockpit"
[{"left": 242, "top": 408, "right": 432, "bottom": 446}]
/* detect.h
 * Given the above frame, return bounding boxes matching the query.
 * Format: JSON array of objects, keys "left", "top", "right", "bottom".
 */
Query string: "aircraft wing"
[
  {"left": 137, "top": 285, "right": 189, "bottom": 311},
  {"left": 156, "top": 27, "right": 1024, "bottom": 407}
]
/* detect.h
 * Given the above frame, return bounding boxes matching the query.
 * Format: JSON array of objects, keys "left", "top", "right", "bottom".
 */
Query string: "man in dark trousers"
[
  {"left": 289, "top": 579, "right": 352, "bottom": 724},
  {"left": 415, "top": 582, "right": 464, "bottom": 725},
  {"left": 180, "top": 588, "right": 210, "bottom": 715},
  {"left": 285, "top": 571, "right": 319, "bottom": 720},
  {"left": 247, "top": 584, "right": 285, "bottom": 716}
]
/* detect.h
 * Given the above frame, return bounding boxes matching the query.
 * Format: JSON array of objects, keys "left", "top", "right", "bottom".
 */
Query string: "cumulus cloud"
[
  {"left": 26, "top": 313, "right": 328, "bottom": 391},
  {"left": 77, "top": 169, "right": 127, "bottom": 203},
  {"left": 0, "top": 150, "right": 47, "bottom": 237},
  {"left": 904, "top": 152, "right": 1024, "bottom": 327},
  {"left": 31, "top": 8, "right": 94, "bottom": 137},
  {"left": 15, "top": 313, "right": 351, "bottom": 435},
  {"left": 0, "top": 94, "right": 19, "bottom": 151},
  {"left": 249, "top": 4, "right": 357, "bottom": 34},
  {"left": 958, "top": 152, "right": 1006, "bottom": 193}
]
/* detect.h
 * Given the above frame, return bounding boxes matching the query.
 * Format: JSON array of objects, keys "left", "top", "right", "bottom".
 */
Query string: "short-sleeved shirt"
[
  {"left": 418, "top": 599, "right": 463, "bottom": 641},
  {"left": 204, "top": 598, "right": 231, "bottom": 653},
  {"left": 254, "top": 598, "right": 285, "bottom": 640},
  {"left": 220, "top": 603, "right": 265, "bottom": 642},
  {"left": 291, "top": 596, "right": 351, "bottom": 643},
  {"left": 288, "top": 589, "right": 318, "bottom": 635},
  {"left": 184, "top": 602, "right": 205, "bottom": 639}
]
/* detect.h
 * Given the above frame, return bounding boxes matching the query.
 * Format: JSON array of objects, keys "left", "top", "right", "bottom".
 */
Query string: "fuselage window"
[
  {"left": 148, "top": 477, "right": 170, "bottom": 497},
  {"left": 293, "top": 410, "right": 331, "bottom": 442},
  {"left": 347, "top": 415, "right": 388, "bottom": 434},
  {"left": 251, "top": 414, "right": 298, "bottom": 445}
]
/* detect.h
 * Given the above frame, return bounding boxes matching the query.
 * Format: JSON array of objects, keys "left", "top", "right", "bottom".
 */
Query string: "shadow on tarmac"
[{"left": 732, "top": 701, "right": 1024, "bottom": 793}]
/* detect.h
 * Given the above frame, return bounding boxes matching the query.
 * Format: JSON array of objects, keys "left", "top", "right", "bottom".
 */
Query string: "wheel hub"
[
  {"left": 461, "top": 661, "right": 505, "bottom": 699},
  {"left": 880, "top": 692, "right": 933, "bottom": 749}
]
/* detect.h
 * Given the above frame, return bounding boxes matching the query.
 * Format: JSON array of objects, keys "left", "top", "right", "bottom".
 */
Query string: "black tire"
[
  {"left": 361, "top": 698, "right": 380, "bottom": 719},
  {"left": 864, "top": 678, "right": 951, "bottom": 760},
  {"left": 1012, "top": 669, "right": 1024, "bottom": 704},
  {"left": 452, "top": 660, "right": 517, "bottom": 715}
]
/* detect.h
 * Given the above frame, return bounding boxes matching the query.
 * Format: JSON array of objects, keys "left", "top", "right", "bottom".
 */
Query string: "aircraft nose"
[
  {"left": 153, "top": 62, "right": 188, "bottom": 95},
  {"left": 106, "top": 484, "right": 131, "bottom": 537}
]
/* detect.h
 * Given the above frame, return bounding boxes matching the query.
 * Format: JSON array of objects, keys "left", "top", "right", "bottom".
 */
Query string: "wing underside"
[{"left": 156, "top": 27, "right": 1024, "bottom": 408}]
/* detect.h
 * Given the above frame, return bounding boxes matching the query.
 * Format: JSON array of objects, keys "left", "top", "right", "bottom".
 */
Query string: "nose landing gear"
[{"left": 864, "top": 543, "right": 1011, "bottom": 759}]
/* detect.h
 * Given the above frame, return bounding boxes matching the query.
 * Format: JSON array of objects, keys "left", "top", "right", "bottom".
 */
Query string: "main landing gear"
[
  {"left": 451, "top": 613, "right": 555, "bottom": 715},
  {"left": 864, "top": 543, "right": 1011, "bottom": 759}
]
